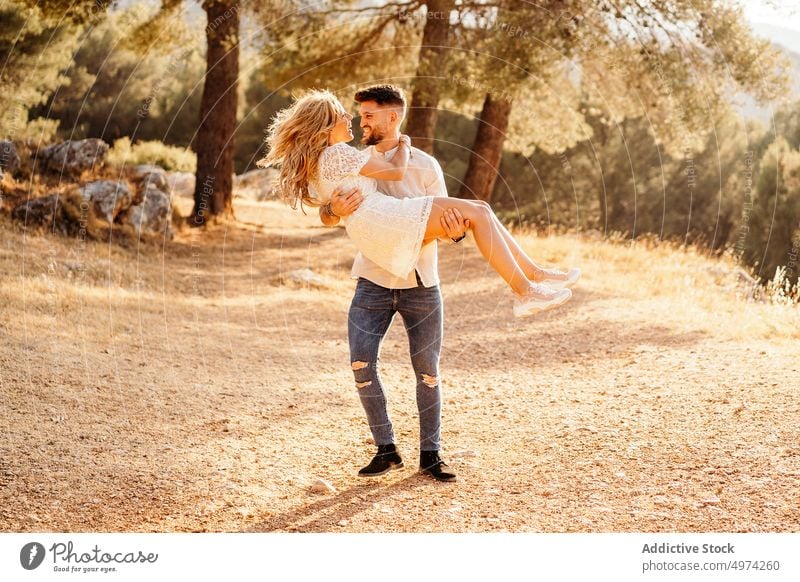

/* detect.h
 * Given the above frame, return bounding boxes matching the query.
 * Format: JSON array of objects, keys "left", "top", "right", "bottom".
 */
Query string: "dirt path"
[{"left": 1, "top": 199, "right": 798, "bottom": 532}]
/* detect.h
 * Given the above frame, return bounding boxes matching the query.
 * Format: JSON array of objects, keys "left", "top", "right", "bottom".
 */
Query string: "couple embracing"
[{"left": 259, "top": 85, "right": 580, "bottom": 482}]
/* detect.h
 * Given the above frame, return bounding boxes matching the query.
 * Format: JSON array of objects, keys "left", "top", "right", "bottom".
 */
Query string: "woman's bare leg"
[
  {"left": 444, "top": 202, "right": 570, "bottom": 283},
  {"left": 492, "top": 213, "right": 555, "bottom": 281},
  {"left": 423, "top": 198, "right": 532, "bottom": 296},
  {"left": 467, "top": 202, "right": 564, "bottom": 282}
]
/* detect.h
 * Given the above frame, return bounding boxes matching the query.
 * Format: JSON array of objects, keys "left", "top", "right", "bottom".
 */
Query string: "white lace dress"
[{"left": 309, "top": 142, "right": 435, "bottom": 279}]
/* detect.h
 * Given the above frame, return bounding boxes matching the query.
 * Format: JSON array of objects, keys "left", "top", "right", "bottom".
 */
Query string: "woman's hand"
[{"left": 360, "top": 139, "right": 410, "bottom": 181}]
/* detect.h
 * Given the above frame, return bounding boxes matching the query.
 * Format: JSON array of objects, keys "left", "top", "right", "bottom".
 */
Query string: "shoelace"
[
  {"left": 422, "top": 456, "right": 445, "bottom": 469},
  {"left": 541, "top": 268, "right": 567, "bottom": 278},
  {"left": 528, "top": 283, "right": 559, "bottom": 298}
]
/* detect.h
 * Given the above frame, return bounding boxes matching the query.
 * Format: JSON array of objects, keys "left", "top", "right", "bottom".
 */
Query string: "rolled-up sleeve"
[
  {"left": 425, "top": 162, "right": 448, "bottom": 199},
  {"left": 423, "top": 161, "right": 453, "bottom": 244}
]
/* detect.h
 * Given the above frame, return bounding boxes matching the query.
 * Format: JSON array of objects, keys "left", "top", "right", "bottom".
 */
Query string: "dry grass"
[{"left": 1, "top": 198, "right": 798, "bottom": 533}]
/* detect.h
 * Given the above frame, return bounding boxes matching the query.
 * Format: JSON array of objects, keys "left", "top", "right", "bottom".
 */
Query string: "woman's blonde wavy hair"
[{"left": 257, "top": 90, "right": 344, "bottom": 211}]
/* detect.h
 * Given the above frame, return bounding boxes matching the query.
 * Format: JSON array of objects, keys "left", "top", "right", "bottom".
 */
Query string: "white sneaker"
[
  {"left": 513, "top": 283, "right": 572, "bottom": 317},
  {"left": 540, "top": 267, "right": 581, "bottom": 290}
]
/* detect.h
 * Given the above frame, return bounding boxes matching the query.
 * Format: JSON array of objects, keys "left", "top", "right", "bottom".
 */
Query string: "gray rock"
[
  {"left": 233, "top": 168, "right": 278, "bottom": 201},
  {"left": 79, "top": 180, "right": 132, "bottom": 223},
  {"left": 119, "top": 186, "right": 172, "bottom": 237},
  {"left": 0, "top": 140, "right": 20, "bottom": 176},
  {"left": 40, "top": 138, "right": 108, "bottom": 175},
  {"left": 11, "top": 190, "right": 95, "bottom": 237},
  {"left": 309, "top": 478, "right": 337, "bottom": 494},
  {"left": 131, "top": 164, "right": 168, "bottom": 193},
  {"left": 281, "top": 268, "right": 332, "bottom": 289},
  {"left": 165, "top": 171, "right": 195, "bottom": 198},
  {"left": 132, "top": 164, "right": 165, "bottom": 177},
  {"left": 11, "top": 194, "right": 61, "bottom": 226}
]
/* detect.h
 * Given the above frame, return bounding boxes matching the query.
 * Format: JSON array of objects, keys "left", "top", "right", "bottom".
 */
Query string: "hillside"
[{"left": 1, "top": 197, "right": 798, "bottom": 532}]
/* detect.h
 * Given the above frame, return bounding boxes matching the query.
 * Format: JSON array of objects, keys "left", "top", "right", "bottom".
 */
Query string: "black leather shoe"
[
  {"left": 358, "top": 443, "right": 404, "bottom": 477},
  {"left": 419, "top": 450, "right": 456, "bottom": 482}
]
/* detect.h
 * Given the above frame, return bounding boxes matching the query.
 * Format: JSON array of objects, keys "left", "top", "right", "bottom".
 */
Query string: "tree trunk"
[
  {"left": 403, "top": 0, "right": 454, "bottom": 154},
  {"left": 190, "top": 0, "right": 240, "bottom": 226},
  {"left": 459, "top": 93, "right": 513, "bottom": 202}
]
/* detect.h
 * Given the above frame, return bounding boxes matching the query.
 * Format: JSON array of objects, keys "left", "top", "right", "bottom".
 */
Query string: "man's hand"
[
  {"left": 440, "top": 208, "right": 469, "bottom": 242},
  {"left": 331, "top": 186, "right": 363, "bottom": 217}
]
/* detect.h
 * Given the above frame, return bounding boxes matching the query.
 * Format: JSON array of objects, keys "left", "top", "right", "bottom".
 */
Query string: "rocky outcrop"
[
  {"left": 117, "top": 186, "right": 173, "bottom": 238},
  {"left": 8, "top": 140, "right": 179, "bottom": 241},
  {"left": 165, "top": 171, "right": 195, "bottom": 198},
  {"left": 11, "top": 189, "right": 99, "bottom": 237},
  {"left": 130, "top": 164, "right": 194, "bottom": 200},
  {"left": 233, "top": 168, "right": 278, "bottom": 201},
  {"left": 130, "top": 165, "right": 169, "bottom": 194},
  {"left": 40, "top": 139, "right": 108, "bottom": 175},
  {"left": 79, "top": 180, "right": 132, "bottom": 223},
  {"left": 11, "top": 194, "right": 61, "bottom": 226}
]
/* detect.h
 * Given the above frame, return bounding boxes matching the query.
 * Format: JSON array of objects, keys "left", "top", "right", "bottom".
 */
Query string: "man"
[{"left": 319, "top": 85, "right": 468, "bottom": 482}]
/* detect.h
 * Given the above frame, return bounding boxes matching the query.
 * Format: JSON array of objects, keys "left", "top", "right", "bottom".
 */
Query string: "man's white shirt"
[{"left": 349, "top": 144, "right": 448, "bottom": 289}]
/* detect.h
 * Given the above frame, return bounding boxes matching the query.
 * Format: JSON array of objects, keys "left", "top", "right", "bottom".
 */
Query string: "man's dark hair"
[{"left": 354, "top": 85, "right": 407, "bottom": 109}]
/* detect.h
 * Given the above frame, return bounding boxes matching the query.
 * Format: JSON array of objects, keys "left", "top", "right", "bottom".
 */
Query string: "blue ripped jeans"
[{"left": 347, "top": 274, "right": 443, "bottom": 452}]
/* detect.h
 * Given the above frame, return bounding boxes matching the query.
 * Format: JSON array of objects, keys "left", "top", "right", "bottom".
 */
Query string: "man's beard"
[{"left": 362, "top": 126, "right": 385, "bottom": 146}]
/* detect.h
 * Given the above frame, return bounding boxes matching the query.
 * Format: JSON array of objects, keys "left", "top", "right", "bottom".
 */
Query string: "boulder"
[
  {"left": 40, "top": 138, "right": 108, "bottom": 175},
  {"left": 131, "top": 164, "right": 168, "bottom": 193},
  {"left": 233, "top": 168, "right": 278, "bottom": 201},
  {"left": 131, "top": 164, "right": 164, "bottom": 177},
  {"left": 11, "top": 189, "right": 99, "bottom": 237},
  {"left": 118, "top": 186, "right": 172, "bottom": 238},
  {"left": 79, "top": 180, "right": 132, "bottom": 223},
  {"left": 165, "top": 171, "right": 195, "bottom": 198},
  {"left": 0, "top": 140, "right": 20, "bottom": 176},
  {"left": 11, "top": 194, "right": 61, "bottom": 226}
]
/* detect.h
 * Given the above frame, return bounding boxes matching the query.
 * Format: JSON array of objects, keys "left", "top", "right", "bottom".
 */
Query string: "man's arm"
[
  {"left": 425, "top": 160, "right": 469, "bottom": 243},
  {"left": 318, "top": 186, "right": 364, "bottom": 226}
]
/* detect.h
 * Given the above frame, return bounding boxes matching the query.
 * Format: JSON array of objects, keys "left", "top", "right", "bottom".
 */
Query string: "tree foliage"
[
  {"left": 3, "top": 0, "right": 798, "bottom": 284},
  {"left": 0, "top": 0, "right": 86, "bottom": 140},
  {"left": 36, "top": 5, "right": 206, "bottom": 148}
]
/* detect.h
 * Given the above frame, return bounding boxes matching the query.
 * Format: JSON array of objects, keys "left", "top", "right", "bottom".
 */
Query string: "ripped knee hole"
[{"left": 420, "top": 374, "right": 439, "bottom": 388}]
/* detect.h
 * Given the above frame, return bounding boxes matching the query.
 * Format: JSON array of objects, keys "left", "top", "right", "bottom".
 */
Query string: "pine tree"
[
  {"left": 451, "top": 1, "right": 789, "bottom": 203},
  {"left": 0, "top": 1, "right": 100, "bottom": 141}
]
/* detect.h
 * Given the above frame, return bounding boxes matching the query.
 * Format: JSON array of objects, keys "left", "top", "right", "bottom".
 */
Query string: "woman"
[{"left": 258, "top": 90, "right": 579, "bottom": 317}]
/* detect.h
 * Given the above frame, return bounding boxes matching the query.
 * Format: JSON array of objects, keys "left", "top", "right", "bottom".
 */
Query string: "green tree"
[
  {"left": 743, "top": 138, "right": 800, "bottom": 284},
  {"left": 403, "top": 0, "right": 455, "bottom": 154},
  {"left": 260, "top": 1, "right": 420, "bottom": 95},
  {"left": 131, "top": 0, "right": 296, "bottom": 226},
  {"left": 452, "top": 0, "right": 789, "bottom": 205},
  {"left": 0, "top": 0, "right": 97, "bottom": 141},
  {"left": 34, "top": 5, "right": 205, "bottom": 148}
]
